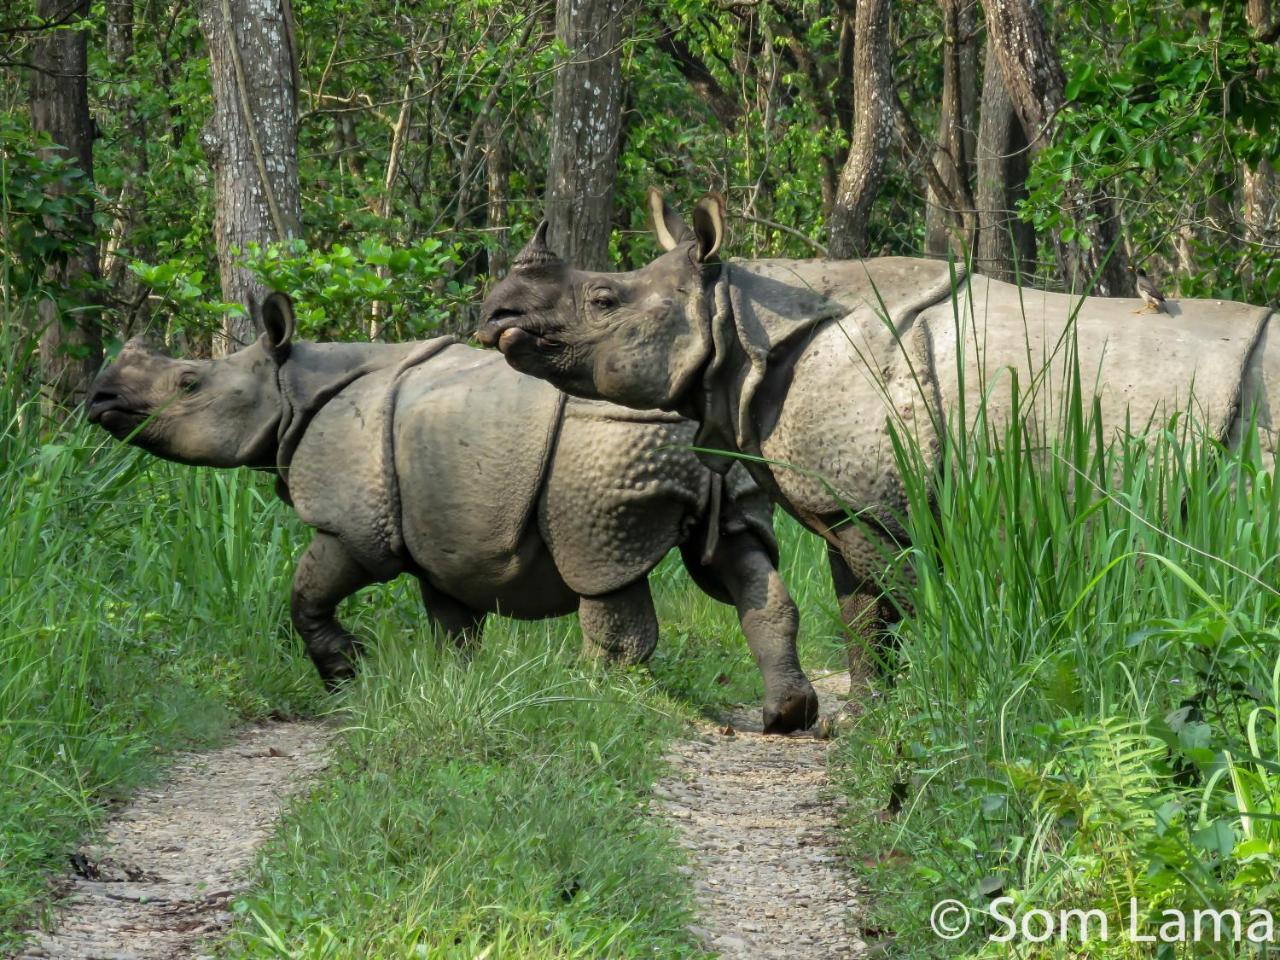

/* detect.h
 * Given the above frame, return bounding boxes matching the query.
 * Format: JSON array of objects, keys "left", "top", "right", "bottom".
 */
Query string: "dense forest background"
[
  {"left": 5, "top": 0, "right": 1280, "bottom": 405},
  {"left": 5, "top": 4, "right": 1280, "bottom": 955}
]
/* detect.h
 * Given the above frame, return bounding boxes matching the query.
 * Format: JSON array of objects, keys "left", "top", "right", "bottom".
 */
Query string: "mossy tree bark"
[
  {"left": 924, "top": 0, "right": 978, "bottom": 257},
  {"left": 544, "top": 0, "right": 629, "bottom": 271},
  {"left": 984, "top": 0, "right": 1129, "bottom": 294},
  {"left": 974, "top": 34, "right": 1036, "bottom": 282},
  {"left": 198, "top": 0, "right": 302, "bottom": 355},
  {"left": 828, "top": 0, "right": 893, "bottom": 259},
  {"left": 31, "top": 0, "right": 102, "bottom": 409}
]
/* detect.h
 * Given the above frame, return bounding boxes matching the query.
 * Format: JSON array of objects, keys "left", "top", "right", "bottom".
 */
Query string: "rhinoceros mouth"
[
  {"left": 476, "top": 312, "right": 564, "bottom": 357},
  {"left": 86, "top": 397, "right": 148, "bottom": 438},
  {"left": 496, "top": 326, "right": 563, "bottom": 357}
]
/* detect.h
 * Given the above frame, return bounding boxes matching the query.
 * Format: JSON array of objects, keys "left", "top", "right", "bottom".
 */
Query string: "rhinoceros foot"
[
  {"left": 762, "top": 680, "right": 820, "bottom": 735},
  {"left": 318, "top": 660, "right": 357, "bottom": 692}
]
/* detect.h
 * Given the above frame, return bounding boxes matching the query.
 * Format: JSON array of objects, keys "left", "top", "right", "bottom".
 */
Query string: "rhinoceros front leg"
[
  {"left": 578, "top": 579, "right": 658, "bottom": 664},
  {"left": 702, "top": 530, "right": 819, "bottom": 734},
  {"left": 291, "top": 532, "right": 386, "bottom": 688}
]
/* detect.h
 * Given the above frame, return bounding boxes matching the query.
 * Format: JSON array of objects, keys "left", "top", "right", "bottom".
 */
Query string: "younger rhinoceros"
[
  {"left": 477, "top": 191, "right": 1280, "bottom": 671},
  {"left": 87, "top": 293, "right": 819, "bottom": 733}
]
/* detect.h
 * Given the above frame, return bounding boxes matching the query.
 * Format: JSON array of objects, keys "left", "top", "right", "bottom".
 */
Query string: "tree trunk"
[
  {"left": 485, "top": 116, "right": 511, "bottom": 279},
  {"left": 924, "top": 0, "right": 978, "bottom": 257},
  {"left": 983, "top": 0, "right": 1128, "bottom": 294},
  {"left": 1242, "top": 176, "right": 1278, "bottom": 295},
  {"left": 1244, "top": 0, "right": 1278, "bottom": 252},
  {"left": 102, "top": 0, "right": 150, "bottom": 327},
  {"left": 834, "top": 9, "right": 855, "bottom": 140},
  {"left": 198, "top": 0, "right": 302, "bottom": 354},
  {"left": 544, "top": 0, "right": 628, "bottom": 271},
  {"left": 974, "top": 35, "right": 1035, "bottom": 282},
  {"left": 828, "top": 0, "right": 893, "bottom": 259},
  {"left": 31, "top": 0, "right": 102, "bottom": 409}
]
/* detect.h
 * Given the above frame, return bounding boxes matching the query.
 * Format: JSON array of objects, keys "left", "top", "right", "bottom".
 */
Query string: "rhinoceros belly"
[{"left": 392, "top": 345, "right": 577, "bottom": 616}]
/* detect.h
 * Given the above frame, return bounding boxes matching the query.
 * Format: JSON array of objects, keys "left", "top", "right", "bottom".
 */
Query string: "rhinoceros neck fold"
[
  {"left": 690, "top": 256, "right": 967, "bottom": 523},
  {"left": 236, "top": 411, "right": 284, "bottom": 469},
  {"left": 689, "top": 269, "right": 748, "bottom": 474},
  {"left": 275, "top": 338, "right": 458, "bottom": 480},
  {"left": 275, "top": 336, "right": 459, "bottom": 570}
]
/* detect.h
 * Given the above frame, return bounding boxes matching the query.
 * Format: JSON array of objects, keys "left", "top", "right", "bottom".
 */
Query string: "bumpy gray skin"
[
  {"left": 86, "top": 294, "right": 818, "bottom": 734},
  {"left": 475, "top": 193, "right": 1280, "bottom": 682}
]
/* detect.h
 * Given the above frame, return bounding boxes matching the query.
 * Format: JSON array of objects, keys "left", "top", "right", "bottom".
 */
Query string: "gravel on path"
[
  {"left": 656, "top": 673, "right": 866, "bottom": 959},
  {"left": 14, "top": 721, "right": 331, "bottom": 960}
]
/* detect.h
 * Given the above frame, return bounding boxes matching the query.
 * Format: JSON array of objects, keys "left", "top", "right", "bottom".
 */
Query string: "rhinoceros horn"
[{"left": 512, "top": 220, "right": 562, "bottom": 271}]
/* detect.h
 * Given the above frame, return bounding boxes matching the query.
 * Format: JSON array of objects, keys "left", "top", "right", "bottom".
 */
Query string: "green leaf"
[{"left": 1192, "top": 820, "right": 1235, "bottom": 857}]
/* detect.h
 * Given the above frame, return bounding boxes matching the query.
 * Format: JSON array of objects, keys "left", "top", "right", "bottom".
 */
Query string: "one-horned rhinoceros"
[
  {"left": 476, "top": 191, "right": 1280, "bottom": 674},
  {"left": 87, "top": 292, "right": 819, "bottom": 733}
]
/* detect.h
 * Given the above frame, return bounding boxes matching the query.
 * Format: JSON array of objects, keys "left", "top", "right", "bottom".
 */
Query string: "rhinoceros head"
[
  {"left": 476, "top": 189, "right": 725, "bottom": 411},
  {"left": 87, "top": 293, "right": 296, "bottom": 467}
]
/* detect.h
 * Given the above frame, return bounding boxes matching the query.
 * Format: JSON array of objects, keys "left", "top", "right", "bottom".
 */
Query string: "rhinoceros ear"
[
  {"left": 648, "top": 186, "right": 693, "bottom": 251},
  {"left": 691, "top": 192, "right": 725, "bottom": 262},
  {"left": 260, "top": 291, "right": 296, "bottom": 360}
]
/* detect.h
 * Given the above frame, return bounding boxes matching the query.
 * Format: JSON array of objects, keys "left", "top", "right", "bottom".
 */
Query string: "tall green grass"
[
  {"left": 837, "top": 297, "right": 1280, "bottom": 956},
  {"left": 0, "top": 324, "right": 322, "bottom": 943}
]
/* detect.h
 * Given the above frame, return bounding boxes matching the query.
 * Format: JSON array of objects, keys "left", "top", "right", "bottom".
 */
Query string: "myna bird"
[{"left": 1133, "top": 267, "right": 1168, "bottom": 314}]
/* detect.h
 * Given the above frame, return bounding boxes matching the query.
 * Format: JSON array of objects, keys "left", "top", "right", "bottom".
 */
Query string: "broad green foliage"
[
  {"left": 131, "top": 237, "right": 473, "bottom": 342},
  {"left": 0, "top": 117, "right": 99, "bottom": 301},
  {"left": 1035, "top": 2, "right": 1280, "bottom": 301},
  {"left": 248, "top": 238, "right": 473, "bottom": 339},
  {"left": 8, "top": 0, "right": 1280, "bottom": 349}
]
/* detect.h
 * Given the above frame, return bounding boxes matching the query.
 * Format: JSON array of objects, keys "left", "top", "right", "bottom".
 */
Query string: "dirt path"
[
  {"left": 14, "top": 721, "right": 331, "bottom": 960},
  {"left": 656, "top": 672, "right": 866, "bottom": 959}
]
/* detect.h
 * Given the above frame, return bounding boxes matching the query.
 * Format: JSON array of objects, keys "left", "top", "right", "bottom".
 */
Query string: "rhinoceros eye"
[
  {"left": 589, "top": 288, "right": 618, "bottom": 310},
  {"left": 178, "top": 370, "right": 199, "bottom": 392}
]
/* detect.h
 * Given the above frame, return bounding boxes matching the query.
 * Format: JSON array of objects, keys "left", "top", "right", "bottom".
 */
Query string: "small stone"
[{"left": 686, "top": 924, "right": 715, "bottom": 943}]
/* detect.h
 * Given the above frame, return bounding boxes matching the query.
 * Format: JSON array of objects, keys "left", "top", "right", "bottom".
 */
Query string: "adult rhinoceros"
[
  {"left": 87, "top": 292, "right": 819, "bottom": 733},
  {"left": 476, "top": 191, "right": 1280, "bottom": 667}
]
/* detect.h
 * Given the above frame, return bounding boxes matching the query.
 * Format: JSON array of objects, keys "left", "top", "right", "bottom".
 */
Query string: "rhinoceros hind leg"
[
  {"left": 291, "top": 532, "right": 387, "bottom": 688},
  {"left": 578, "top": 579, "right": 658, "bottom": 664},
  {"left": 828, "top": 532, "right": 904, "bottom": 700},
  {"left": 417, "top": 579, "right": 485, "bottom": 651},
  {"left": 697, "top": 531, "right": 818, "bottom": 734}
]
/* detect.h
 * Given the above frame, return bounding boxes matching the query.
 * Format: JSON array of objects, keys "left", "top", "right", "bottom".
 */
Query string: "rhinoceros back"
[
  {"left": 392, "top": 345, "right": 565, "bottom": 592},
  {"left": 920, "top": 274, "right": 1272, "bottom": 449},
  {"left": 722, "top": 257, "right": 1273, "bottom": 529}
]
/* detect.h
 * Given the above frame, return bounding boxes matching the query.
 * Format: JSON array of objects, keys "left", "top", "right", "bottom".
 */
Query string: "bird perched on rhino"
[{"left": 1133, "top": 267, "right": 1168, "bottom": 314}]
